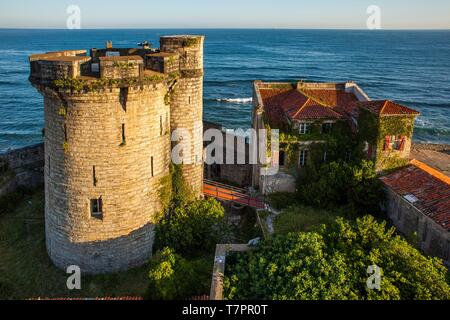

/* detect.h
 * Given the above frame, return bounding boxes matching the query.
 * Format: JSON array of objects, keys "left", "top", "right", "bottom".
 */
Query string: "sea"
[{"left": 0, "top": 29, "right": 449, "bottom": 152}]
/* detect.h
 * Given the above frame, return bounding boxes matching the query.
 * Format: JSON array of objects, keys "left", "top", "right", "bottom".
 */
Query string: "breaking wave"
[{"left": 215, "top": 97, "right": 253, "bottom": 104}]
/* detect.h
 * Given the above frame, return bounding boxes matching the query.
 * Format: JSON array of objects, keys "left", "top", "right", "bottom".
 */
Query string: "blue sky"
[{"left": 0, "top": 0, "right": 449, "bottom": 29}]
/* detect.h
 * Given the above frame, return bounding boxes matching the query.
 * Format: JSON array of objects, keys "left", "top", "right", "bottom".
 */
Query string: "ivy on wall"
[
  {"left": 112, "top": 61, "right": 137, "bottom": 69},
  {"left": 378, "top": 115, "right": 415, "bottom": 138},
  {"left": 357, "top": 108, "right": 416, "bottom": 172},
  {"left": 357, "top": 108, "right": 379, "bottom": 145},
  {"left": 156, "top": 164, "right": 194, "bottom": 222},
  {"left": 268, "top": 117, "right": 358, "bottom": 173},
  {"left": 182, "top": 38, "right": 200, "bottom": 48},
  {"left": 54, "top": 74, "right": 165, "bottom": 93}
]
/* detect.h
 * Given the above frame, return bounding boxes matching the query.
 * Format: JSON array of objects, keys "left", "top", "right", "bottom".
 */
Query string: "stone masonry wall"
[
  {"left": 99, "top": 56, "right": 143, "bottom": 80},
  {"left": 170, "top": 77, "right": 204, "bottom": 195},
  {"left": 0, "top": 143, "right": 45, "bottom": 196},
  {"left": 29, "top": 35, "right": 205, "bottom": 274},
  {"left": 385, "top": 187, "right": 450, "bottom": 267},
  {"left": 161, "top": 36, "right": 205, "bottom": 196},
  {"left": 43, "top": 83, "right": 171, "bottom": 274}
]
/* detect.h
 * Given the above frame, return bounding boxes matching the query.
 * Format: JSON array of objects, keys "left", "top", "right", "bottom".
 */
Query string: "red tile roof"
[
  {"left": 258, "top": 88, "right": 294, "bottom": 126},
  {"left": 259, "top": 87, "right": 355, "bottom": 123},
  {"left": 301, "top": 89, "right": 359, "bottom": 110},
  {"left": 380, "top": 160, "right": 450, "bottom": 231},
  {"left": 257, "top": 84, "right": 420, "bottom": 129},
  {"left": 292, "top": 98, "right": 343, "bottom": 120},
  {"left": 358, "top": 100, "right": 420, "bottom": 116}
]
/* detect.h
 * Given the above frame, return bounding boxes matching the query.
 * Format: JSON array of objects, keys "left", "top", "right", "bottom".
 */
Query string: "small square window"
[
  {"left": 90, "top": 198, "right": 103, "bottom": 219},
  {"left": 322, "top": 122, "right": 333, "bottom": 134},
  {"left": 299, "top": 122, "right": 311, "bottom": 135}
]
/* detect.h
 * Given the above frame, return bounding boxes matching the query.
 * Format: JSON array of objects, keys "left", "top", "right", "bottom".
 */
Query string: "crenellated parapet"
[
  {"left": 99, "top": 55, "right": 144, "bottom": 79},
  {"left": 145, "top": 52, "right": 179, "bottom": 75},
  {"left": 160, "top": 35, "right": 205, "bottom": 73},
  {"left": 28, "top": 40, "right": 188, "bottom": 93},
  {"left": 29, "top": 50, "right": 91, "bottom": 84}
]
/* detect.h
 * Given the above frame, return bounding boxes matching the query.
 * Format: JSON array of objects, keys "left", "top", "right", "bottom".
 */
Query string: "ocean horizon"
[{"left": 0, "top": 28, "right": 449, "bottom": 152}]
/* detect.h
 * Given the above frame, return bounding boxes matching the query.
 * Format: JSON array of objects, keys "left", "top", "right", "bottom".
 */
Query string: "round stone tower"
[
  {"left": 160, "top": 35, "right": 205, "bottom": 197},
  {"left": 29, "top": 45, "right": 177, "bottom": 273}
]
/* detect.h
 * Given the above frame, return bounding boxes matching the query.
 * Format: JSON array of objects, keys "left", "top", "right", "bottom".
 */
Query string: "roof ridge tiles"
[
  {"left": 291, "top": 97, "right": 312, "bottom": 119},
  {"left": 410, "top": 159, "right": 450, "bottom": 185},
  {"left": 298, "top": 88, "right": 329, "bottom": 107}
]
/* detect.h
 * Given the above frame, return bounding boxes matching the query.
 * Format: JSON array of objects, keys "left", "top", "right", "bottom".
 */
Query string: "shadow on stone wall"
[{"left": 47, "top": 222, "right": 155, "bottom": 274}]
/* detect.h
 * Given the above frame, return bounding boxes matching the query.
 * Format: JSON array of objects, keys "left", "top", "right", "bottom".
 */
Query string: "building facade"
[
  {"left": 252, "top": 80, "right": 420, "bottom": 194},
  {"left": 29, "top": 35, "right": 204, "bottom": 274}
]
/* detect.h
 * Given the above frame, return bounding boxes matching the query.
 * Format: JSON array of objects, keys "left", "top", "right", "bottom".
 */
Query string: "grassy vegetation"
[
  {"left": 0, "top": 188, "right": 153, "bottom": 299},
  {"left": 0, "top": 187, "right": 225, "bottom": 299},
  {"left": 273, "top": 205, "right": 343, "bottom": 235},
  {"left": 231, "top": 207, "right": 263, "bottom": 243}
]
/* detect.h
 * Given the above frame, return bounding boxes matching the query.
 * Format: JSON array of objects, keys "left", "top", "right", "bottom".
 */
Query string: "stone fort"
[{"left": 29, "top": 35, "right": 205, "bottom": 274}]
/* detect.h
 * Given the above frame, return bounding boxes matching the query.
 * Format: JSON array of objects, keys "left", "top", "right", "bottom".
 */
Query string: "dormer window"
[{"left": 299, "top": 122, "right": 311, "bottom": 135}]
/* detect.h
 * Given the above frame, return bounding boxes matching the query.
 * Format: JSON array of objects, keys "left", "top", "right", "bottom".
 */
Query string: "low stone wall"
[
  {"left": 0, "top": 143, "right": 44, "bottom": 196},
  {"left": 384, "top": 187, "right": 450, "bottom": 267},
  {"left": 210, "top": 244, "right": 251, "bottom": 300}
]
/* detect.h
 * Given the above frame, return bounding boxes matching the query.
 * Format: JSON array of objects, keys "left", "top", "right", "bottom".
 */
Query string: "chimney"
[{"left": 106, "top": 41, "right": 113, "bottom": 49}]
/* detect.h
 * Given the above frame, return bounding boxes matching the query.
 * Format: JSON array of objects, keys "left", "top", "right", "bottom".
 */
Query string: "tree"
[
  {"left": 155, "top": 164, "right": 231, "bottom": 256},
  {"left": 297, "top": 160, "right": 383, "bottom": 215},
  {"left": 154, "top": 197, "right": 230, "bottom": 255},
  {"left": 145, "top": 247, "right": 211, "bottom": 300},
  {"left": 224, "top": 216, "right": 450, "bottom": 300}
]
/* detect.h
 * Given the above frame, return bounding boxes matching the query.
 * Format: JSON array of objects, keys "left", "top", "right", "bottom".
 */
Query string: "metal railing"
[{"left": 203, "top": 180, "right": 265, "bottom": 209}]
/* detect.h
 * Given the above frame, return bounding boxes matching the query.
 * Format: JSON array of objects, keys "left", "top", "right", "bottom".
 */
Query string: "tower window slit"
[
  {"left": 151, "top": 156, "right": 154, "bottom": 177},
  {"left": 93, "top": 166, "right": 97, "bottom": 186},
  {"left": 121, "top": 124, "right": 126, "bottom": 145},
  {"left": 64, "top": 124, "right": 68, "bottom": 142}
]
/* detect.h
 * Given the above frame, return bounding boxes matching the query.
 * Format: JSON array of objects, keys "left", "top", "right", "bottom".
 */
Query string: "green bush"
[
  {"left": 155, "top": 164, "right": 231, "bottom": 256},
  {"left": 273, "top": 205, "right": 340, "bottom": 234},
  {"left": 297, "top": 160, "right": 383, "bottom": 215},
  {"left": 224, "top": 216, "right": 450, "bottom": 300},
  {"left": 145, "top": 247, "right": 212, "bottom": 300},
  {"left": 154, "top": 197, "right": 230, "bottom": 255},
  {"left": 268, "top": 192, "right": 300, "bottom": 210}
]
